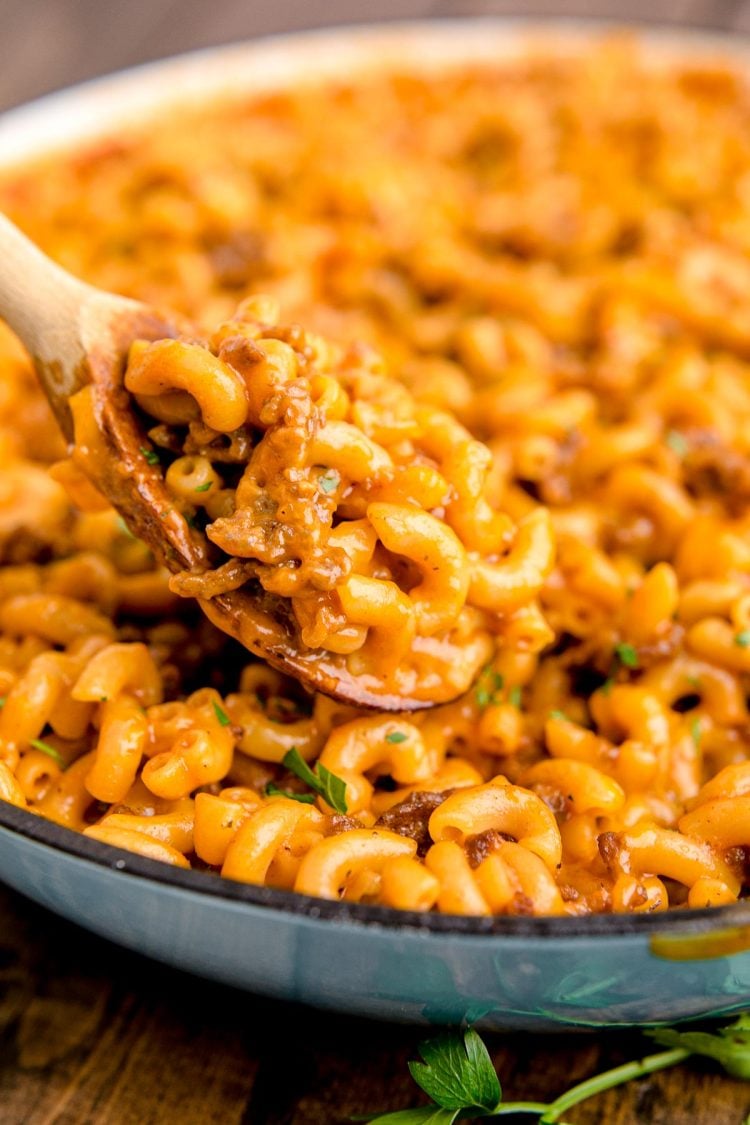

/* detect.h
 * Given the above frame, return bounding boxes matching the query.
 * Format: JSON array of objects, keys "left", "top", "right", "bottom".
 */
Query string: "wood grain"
[
  {"left": 1, "top": 883, "right": 749, "bottom": 1124},
  {"left": 4, "top": 1, "right": 750, "bottom": 1121}
]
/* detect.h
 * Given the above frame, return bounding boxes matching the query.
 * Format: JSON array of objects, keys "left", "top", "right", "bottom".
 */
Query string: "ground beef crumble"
[
  {"left": 465, "top": 828, "right": 515, "bottom": 868},
  {"left": 374, "top": 790, "right": 450, "bottom": 856}
]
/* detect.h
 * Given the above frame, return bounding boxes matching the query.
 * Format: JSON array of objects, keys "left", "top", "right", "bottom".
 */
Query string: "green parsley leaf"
[
  {"left": 647, "top": 1014, "right": 750, "bottom": 1080},
  {"left": 29, "top": 739, "right": 64, "bottom": 767},
  {"left": 385, "top": 731, "right": 408, "bottom": 744},
  {"left": 0, "top": 696, "right": 5, "bottom": 708},
  {"left": 368, "top": 1109, "right": 459, "bottom": 1124},
  {"left": 212, "top": 700, "right": 231, "bottom": 727},
  {"left": 311, "top": 762, "right": 347, "bottom": 811},
  {"left": 116, "top": 516, "right": 135, "bottom": 539},
  {"left": 194, "top": 481, "right": 213, "bottom": 493},
  {"left": 282, "top": 748, "right": 322, "bottom": 789},
  {"left": 363, "top": 1020, "right": 750, "bottom": 1125},
  {"left": 283, "top": 747, "right": 348, "bottom": 813},
  {"left": 462, "top": 1028, "right": 503, "bottom": 1110},
  {"left": 614, "top": 642, "right": 639, "bottom": 669},
  {"left": 265, "top": 782, "right": 316, "bottom": 805},
  {"left": 735, "top": 631, "right": 750, "bottom": 648},
  {"left": 364, "top": 1018, "right": 750, "bottom": 1125},
  {"left": 508, "top": 685, "right": 522, "bottom": 708},
  {"left": 549, "top": 710, "right": 568, "bottom": 722},
  {"left": 665, "top": 430, "right": 688, "bottom": 457},
  {"left": 690, "top": 717, "right": 702, "bottom": 749},
  {"left": 318, "top": 469, "right": 340, "bottom": 494},
  {"left": 600, "top": 677, "right": 614, "bottom": 697},
  {"left": 474, "top": 665, "right": 504, "bottom": 710},
  {"left": 408, "top": 1029, "right": 501, "bottom": 1113},
  {"left": 139, "top": 445, "right": 160, "bottom": 466}
]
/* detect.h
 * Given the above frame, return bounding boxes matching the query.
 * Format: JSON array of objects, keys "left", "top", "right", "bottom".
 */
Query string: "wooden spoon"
[{"left": 0, "top": 213, "right": 479, "bottom": 710}]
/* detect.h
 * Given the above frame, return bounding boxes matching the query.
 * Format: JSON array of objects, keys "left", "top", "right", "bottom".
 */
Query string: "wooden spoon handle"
[{"left": 0, "top": 211, "right": 97, "bottom": 400}]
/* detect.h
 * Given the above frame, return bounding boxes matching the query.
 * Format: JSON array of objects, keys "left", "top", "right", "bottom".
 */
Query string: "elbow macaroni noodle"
[{"left": 3, "top": 41, "right": 750, "bottom": 913}]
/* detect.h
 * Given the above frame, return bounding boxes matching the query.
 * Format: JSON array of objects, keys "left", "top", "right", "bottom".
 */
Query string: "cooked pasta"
[
  {"left": 115, "top": 301, "right": 550, "bottom": 704},
  {"left": 3, "top": 39, "right": 750, "bottom": 914}
]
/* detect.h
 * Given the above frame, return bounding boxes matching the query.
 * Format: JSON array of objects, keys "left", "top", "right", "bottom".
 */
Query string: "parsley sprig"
[
  {"left": 409, "top": 1030, "right": 501, "bottom": 1114},
  {"left": 475, "top": 665, "right": 504, "bottom": 711},
  {"left": 318, "top": 469, "right": 340, "bottom": 494},
  {"left": 598, "top": 641, "right": 640, "bottom": 696},
  {"left": 614, "top": 642, "right": 639, "bottom": 670},
  {"left": 212, "top": 700, "right": 231, "bottom": 727},
  {"left": 29, "top": 738, "right": 65, "bottom": 767},
  {"left": 665, "top": 429, "right": 688, "bottom": 458},
  {"left": 266, "top": 746, "right": 348, "bottom": 813},
  {"left": 139, "top": 445, "right": 160, "bottom": 466},
  {"left": 365, "top": 1018, "right": 750, "bottom": 1123},
  {"left": 647, "top": 1013, "right": 750, "bottom": 1080}
]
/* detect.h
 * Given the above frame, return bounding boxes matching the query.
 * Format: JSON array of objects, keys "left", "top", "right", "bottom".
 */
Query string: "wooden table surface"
[
  {"left": 3, "top": 878, "right": 750, "bottom": 1125},
  {"left": 4, "top": 1, "right": 750, "bottom": 1122}
]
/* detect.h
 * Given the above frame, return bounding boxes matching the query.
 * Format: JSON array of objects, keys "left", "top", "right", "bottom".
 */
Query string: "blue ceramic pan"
[
  {"left": 2, "top": 801, "right": 750, "bottom": 1031},
  {"left": 2, "top": 20, "right": 750, "bottom": 1030}
]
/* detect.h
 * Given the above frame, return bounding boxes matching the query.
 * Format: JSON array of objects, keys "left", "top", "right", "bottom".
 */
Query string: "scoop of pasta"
[{"left": 102, "top": 295, "right": 555, "bottom": 708}]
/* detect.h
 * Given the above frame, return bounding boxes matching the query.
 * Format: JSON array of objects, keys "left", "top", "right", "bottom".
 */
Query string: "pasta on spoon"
[{"left": 111, "top": 295, "right": 555, "bottom": 707}]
